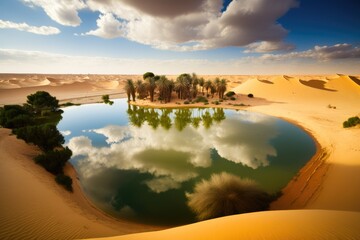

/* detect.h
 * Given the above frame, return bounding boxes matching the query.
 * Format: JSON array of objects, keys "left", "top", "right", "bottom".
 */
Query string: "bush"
[
  {"left": 187, "top": 173, "right": 273, "bottom": 220},
  {"left": 27, "top": 91, "right": 59, "bottom": 113},
  {"left": 230, "top": 97, "right": 236, "bottom": 100},
  {"left": 0, "top": 105, "right": 33, "bottom": 128},
  {"left": 248, "top": 93, "right": 254, "bottom": 98},
  {"left": 184, "top": 100, "right": 190, "bottom": 104},
  {"left": 225, "top": 91, "right": 236, "bottom": 97},
  {"left": 55, "top": 174, "right": 73, "bottom": 192},
  {"left": 195, "top": 96, "right": 208, "bottom": 103},
  {"left": 343, "top": 116, "right": 360, "bottom": 128},
  {"left": 34, "top": 147, "right": 72, "bottom": 175},
  {"left": 14, "top": 124, "right": 64, "bottom": 151},
  {"left": 102, "top": 95, "right": 114, "bottom": 105}
]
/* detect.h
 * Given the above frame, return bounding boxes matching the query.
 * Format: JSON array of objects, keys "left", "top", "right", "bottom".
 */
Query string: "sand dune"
[
  {"left": 1, "top": 74, "right": 360, "bottom": 240},
  {"left": 86, "top": 210, "right": 360, "bottom": 240}
]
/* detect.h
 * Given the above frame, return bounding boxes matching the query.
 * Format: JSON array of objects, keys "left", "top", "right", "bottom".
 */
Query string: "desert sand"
[{"left": 0, "top": 74, "right": 360, "bottom": 239}]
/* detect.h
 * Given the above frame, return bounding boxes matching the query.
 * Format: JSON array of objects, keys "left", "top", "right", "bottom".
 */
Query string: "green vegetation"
[
  {"left": 60, "top": 102, "right": 79, "bottom": 107},
  {"left": 27, "top": 91, "right": 59, "bottom": 114},
  {"left": 34, "top": 147, "right": 72, "bottom": 174},
  {"left": 0, "top": 91, "right": 73, "bottom": 191},
  {"left": 186, "top": 172, "right": 274, "bottom": 220},
  {"left": 195, "top": 96, "right": 208, "bottom": 103},
  {"left": 102, "top": 94, "right": 114, "bottom": 105},
  {"left": 343, "top": 116, "right": 360, "bottom": 128},
  {"left": 0, "top": 105, "right": 33, "bottom": 128},
  {"left": 14, "top": 124, "right": 64, "bottom": 151},
  {"left": 225, "top": 91, "right": 236, "bottom": 97},
  {"left": 126, "top": 73, "right": 229, "bottom": 104},
  {"left": 55, "top": 174, "right": 73, "bottom": 192}
]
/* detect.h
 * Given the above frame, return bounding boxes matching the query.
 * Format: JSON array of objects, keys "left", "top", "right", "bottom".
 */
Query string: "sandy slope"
[
  {"left": 1, "top": 74, "right": 360, "bottom": 240},
  {"left": 86, "top": 210, "right": 360, "bottom": 240}
]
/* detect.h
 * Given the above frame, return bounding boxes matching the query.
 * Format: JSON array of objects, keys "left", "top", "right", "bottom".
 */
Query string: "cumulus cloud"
[
  {"left": 244, "top": 41, "right": 295, "bottom": 53},
  {"left": 83, "top": 13, "right": 126, "bottom": 39},
  {"left": 23, "top": 0, "right": 86, "bottom": 27},
  {"left": 82, "top": 0, "right": 298, "bottom": 51},
  {"left": 0, "top": 19, "right": 60, "bottom": 35}
]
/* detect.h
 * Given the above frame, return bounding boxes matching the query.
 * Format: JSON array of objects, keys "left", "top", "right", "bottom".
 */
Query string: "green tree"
[
  {"left": 143, "top": 72, "right": 155, "bottom": 80},
  {"left": 204, "top": 80, "right": 212, "bottom": 96},
  {"left": 218, "top": 79, "right": 227, "bottom": 99},
  {"left": 135, "top": 79, "right": 147, "bottom": 99},
  {"left": 157, "top": 76, "right": 172, "bottom": 103},
  {"left": 27, "top": 91, "right": 59, "bottom": 114},
  {"left": 34, "top": 147, "right": 72, "bottom": 175},
  {"left": 0, "top": 105, "right": 33, "bottom": 128},
  {"left": 124, "top": 79, "right": 136, "bottom": 101},
  {"left": 14, "top": 124, "right": 64, "bottom": 151},
  {"left": 146, "top": 77, "right": 157, "bottom": 102}
]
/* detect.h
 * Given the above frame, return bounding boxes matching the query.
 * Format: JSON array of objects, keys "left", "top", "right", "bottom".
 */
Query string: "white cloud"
[
  {"left": 82, "top": 0, "right": 298, "bottom": 51},
  {"left": 23, "top": 0, "right": 86, "bottom": 27},
  {"left": 1, "top": 46, "right": 359, "bottom": 75},
  {"left": 259, "top": 43, "right": 360, "bottom": 61},
  {"left": 84, "top": 13, "right": 126, "bottom": 39},
  {"left": 244, "top": 41, "right": 295, "bottom": 53},
  {"left": 0, "top": 19, "right": 60, "bottom": 35}
]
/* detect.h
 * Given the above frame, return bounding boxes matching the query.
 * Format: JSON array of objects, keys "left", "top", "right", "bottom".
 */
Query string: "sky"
[{"left": 0, "top": 0, "right": 359, "bottom": 74}]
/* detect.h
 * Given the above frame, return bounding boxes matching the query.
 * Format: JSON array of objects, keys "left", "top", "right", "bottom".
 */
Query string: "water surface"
[{"left": 58, "top": 99, "right": 316, "bottom": 225}]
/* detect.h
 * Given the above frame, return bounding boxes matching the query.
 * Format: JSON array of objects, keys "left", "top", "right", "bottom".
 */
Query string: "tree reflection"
[{"left": 127, "top": 105, "right": 226, "bottom": 131}]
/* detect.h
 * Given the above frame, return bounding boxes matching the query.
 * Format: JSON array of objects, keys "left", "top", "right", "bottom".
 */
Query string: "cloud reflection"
[{"left": 68, "top": 110, "right": 278, "bottom": 193}]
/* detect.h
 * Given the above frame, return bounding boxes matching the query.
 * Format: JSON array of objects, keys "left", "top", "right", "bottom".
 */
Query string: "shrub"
[
  {"left": 55, "top": 174, "right": 73, "bottom": 192},
  {"left": 187, "top": 172, "right": 273, "bottom": 220},
  {"left": 195, "top": 96, "right": 208, "bottom": 103},
  {"left": 34, "top": 147, "right": 72, "bottom": 175},
  {"left": 225, "top": 91, "right": 236, "bottom": 97},
  {"left": 184, "top": 100, "right": 190, "bottom": 104},
  {"left": 27, "top": 91, "right": 59, "bottom": 113},
  {"left": 0, "top": 105, "right": 33, "bottom": 128},
  {"left": 102, "top": 95, "right": 114, "bottom": 105},
  {"left": 248, "top": 93, "right": 254, "bottom": 98},
  {"left": 230, "top": 97, "right": 236, "bottom": 100},
  {"left": 14, "top": 124, "right": 64, "bottom": 151},
  {"left": 343, "top": 116, "right": 360, "bottom": 128}
]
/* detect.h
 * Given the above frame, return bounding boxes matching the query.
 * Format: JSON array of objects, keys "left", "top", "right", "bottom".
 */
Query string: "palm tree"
[
  {"left": 135, "top": 79, "right": 147, "bottom": 99},
  {"left": 198, "top": 77, "right": 205, "bottom": 95},
  {"left": 157, "top": 76, "right": 171, "bottom": 103},
  {"left": 124, "top": 79, "right": 136, "bottom": 101},
  {"left": 176, "top": 73, "right": 192, "bottom": 100},
  {"left": 218, "top": 79, "right": 227, "bottom": 99},
  {"left": 145, "top": 77, "right": 157, "bottom": 102},
  {"left": 204, "top": 80, "right": 212, "bottom": 96}
]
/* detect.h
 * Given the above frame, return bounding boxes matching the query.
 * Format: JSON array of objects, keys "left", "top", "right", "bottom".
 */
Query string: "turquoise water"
[{"left": 58, "top": 99, "right": 316, "bottom": 225}]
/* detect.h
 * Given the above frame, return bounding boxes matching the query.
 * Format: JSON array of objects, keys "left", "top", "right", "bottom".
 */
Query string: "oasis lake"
[{"left": 58, "top": 99, "right": 316, "bottom": 225}]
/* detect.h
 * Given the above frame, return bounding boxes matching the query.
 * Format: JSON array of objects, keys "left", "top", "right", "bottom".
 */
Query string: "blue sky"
[{"left": 0, "top": 0, "right": 359, "bottom": 74}]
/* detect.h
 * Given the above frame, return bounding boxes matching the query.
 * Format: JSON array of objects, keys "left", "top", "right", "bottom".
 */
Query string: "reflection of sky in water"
[{"left": 58, "top": 99, "right": 316, "bottom": 225}]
